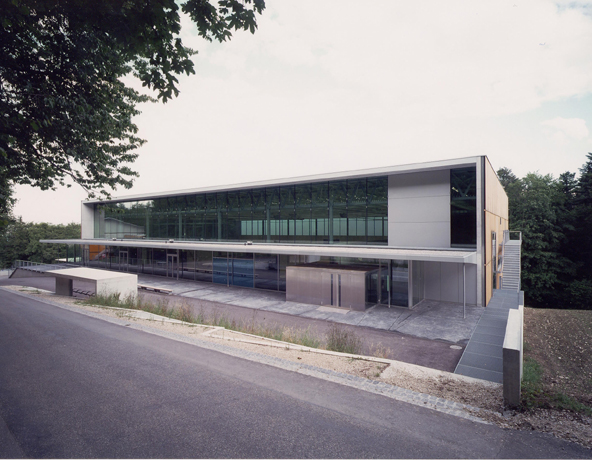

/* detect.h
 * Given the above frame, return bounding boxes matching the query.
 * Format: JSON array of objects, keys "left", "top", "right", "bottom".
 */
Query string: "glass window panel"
[
  {"left": 450, "top": 167, "right": 477, "bottom": 247},
  {"left": 366, "top": 177, "right": 388, "bottom": 244},
  {"left": 251, "top": 188, "right": 267, "bottom": 242},
  {"left": 329, "top": 180, "right": 347, "bottom": 243},
  {"left": 294, "top": 184, "right": 312, "bottom": 243},
  {"left": 311, "top": 182, "right": 328, "bottom": 243},
  {"left": 195, "top": 250, "right": 213, "bottom": 282},
  {"left": 254, "top": 253, "right": 278, "bottom": 291},
  {"left": 278, "top": 254, "right": 289, "bottom": 292}
]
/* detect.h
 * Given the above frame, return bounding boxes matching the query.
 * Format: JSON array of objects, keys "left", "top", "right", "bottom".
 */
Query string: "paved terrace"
[
  {"left": 9, "top": 265, "right": 484, "bottom": 344},
  {"left": 129, "top": 273, "right": 484, "bottom": 345}
]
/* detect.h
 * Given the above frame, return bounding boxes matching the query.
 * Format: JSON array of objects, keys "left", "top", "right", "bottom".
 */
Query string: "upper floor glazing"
[{"left": 94, "top": 177, "right": 389, "bottom": 245}]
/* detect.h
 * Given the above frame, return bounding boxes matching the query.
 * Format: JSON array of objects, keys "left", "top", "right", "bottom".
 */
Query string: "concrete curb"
[{"left": 2, "top": 287, "right": 496, "bottom": 425}]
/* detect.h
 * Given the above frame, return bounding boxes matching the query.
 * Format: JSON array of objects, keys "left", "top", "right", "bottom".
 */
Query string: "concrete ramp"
[{"left": 454, "top": 290, "right": 521, "bottom": 383}]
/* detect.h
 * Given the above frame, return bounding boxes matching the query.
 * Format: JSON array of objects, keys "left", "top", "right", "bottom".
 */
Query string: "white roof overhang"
[
  {"left": 50, "top": 267, "right": 136, "bottom": 282},
  {"left": 41, "top": 239, "right": 477, "bottom": 264}
]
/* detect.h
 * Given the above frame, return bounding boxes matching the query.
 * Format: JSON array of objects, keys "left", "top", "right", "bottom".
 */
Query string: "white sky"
[{"left": 14, "top": 0, "right": 592, "bottom": 224}]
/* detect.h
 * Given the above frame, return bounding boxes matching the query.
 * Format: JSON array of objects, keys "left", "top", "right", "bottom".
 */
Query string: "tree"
[
  {"left": 0, "top": 168, "right": 15, "bottom": 231},
  {"left": 498, "top": 169, "right": 574, "bottom": 306},
  {"left": 573, "top": 153, "right": 592, "bottom": 281},
  {"left": 0, "top": 220, "right": 81, "bottom": 268},
  {"left": 0, "top": 0, "right": 265, "bottom": 204}
]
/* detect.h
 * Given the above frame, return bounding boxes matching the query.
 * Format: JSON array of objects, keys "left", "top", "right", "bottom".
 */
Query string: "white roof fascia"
[
  {"left": 51, "top": 267, "right": 136, "bottom": 282},
  {"left": 83, "top": 156, "right": 481, "bottom": 204},
  {"left": 41, "top": 239, "right": 477, "bottom": 264}
]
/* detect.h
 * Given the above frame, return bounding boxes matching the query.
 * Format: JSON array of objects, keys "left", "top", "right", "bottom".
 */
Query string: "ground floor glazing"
[{"left": 76, "top": 245, "right": 425, "bottom": 309}]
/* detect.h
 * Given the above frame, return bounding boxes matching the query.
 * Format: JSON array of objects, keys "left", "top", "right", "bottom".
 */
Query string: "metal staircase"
[{"left": 501, "top": 231, "right": 521, "bottom": 292}]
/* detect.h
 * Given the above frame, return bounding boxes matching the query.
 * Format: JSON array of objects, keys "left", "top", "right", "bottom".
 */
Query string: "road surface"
[{"left": 0, "top": 288, "right": 589, "bottom": 458}]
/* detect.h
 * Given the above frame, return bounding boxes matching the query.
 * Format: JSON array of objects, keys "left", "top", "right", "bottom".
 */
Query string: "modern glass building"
[{"left": 43, "top": 156, "right": 508, "bottom": 309}]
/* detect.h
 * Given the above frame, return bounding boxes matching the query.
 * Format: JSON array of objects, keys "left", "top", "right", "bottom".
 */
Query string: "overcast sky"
[{"left": 14, "top": 0, "right": 592, "bottom": 224}]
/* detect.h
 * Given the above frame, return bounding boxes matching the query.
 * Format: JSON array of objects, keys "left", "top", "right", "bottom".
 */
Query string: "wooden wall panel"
[
  {"left": 485, "top": 158, "right": 509, "bottom": 219},
  {"left": 484, "top": 157, "right": 509, "bottom": 305},
  {"left": 484, "top": 210, "right": 508, "bottom": 305}
]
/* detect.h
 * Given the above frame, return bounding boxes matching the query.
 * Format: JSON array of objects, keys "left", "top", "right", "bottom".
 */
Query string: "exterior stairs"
[{"left": 501, "top": 240, "right": 521, "bottom": 292}]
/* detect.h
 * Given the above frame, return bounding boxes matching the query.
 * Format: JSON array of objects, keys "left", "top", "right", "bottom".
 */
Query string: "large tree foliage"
[
  {"left": 0, "top": 0, "right": 265, "bottom": 199},
  {"left": 0, "top": 168, "right": 15, "bottom": 230},
  {"left": 499, "top": 154, "right": 592, "bottom": 309},
  {"left": 509, "top": 173, "right": 573, "bottom": 305},
  {"left": 0, "top": 220, "right": 80, "bottom": 268}
]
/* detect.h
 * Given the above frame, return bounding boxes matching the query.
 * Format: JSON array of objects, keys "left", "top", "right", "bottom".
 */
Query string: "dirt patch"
[{"left": 523, "top": 307, "right": 592, "bottom": 407}]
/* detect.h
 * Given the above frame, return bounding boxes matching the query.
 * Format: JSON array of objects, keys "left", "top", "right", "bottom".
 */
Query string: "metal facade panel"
[
  {"left": 286, "top": 266, "right": 367, "bottom": 310},
  {"left": 341, "top": 272, "right": 366, "bottom": 311},
  {"left": 388, "top": 195, "right": 450, "bottom": 223},
  {"left": 423, "top": 261, "right": 441, "bottom": 300},
  {"left": 440, "top": 262, "right": 461, "bottom": 302},
  {"left": 388, "top": 170, "right": 451, "bottom": 248},
  {"left": 387, "top": 222, "right": 450, "bottom": 248},
  {"left": 388, "top": 169, "right": 450, "bottom": 199}
]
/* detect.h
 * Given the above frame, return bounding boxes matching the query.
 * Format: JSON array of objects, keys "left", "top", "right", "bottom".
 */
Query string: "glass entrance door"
[
  {"left": 119, "top": 250, "right": 128, "bottom": 272},
  {"left": 167, "top": 253, "right": 179, "bottom": 279},
  {"left": 390, "top": 260, "right": 409, "bottom": 307}
]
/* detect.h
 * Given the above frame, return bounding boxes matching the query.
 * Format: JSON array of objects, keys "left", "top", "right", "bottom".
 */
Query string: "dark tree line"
[{"left": 498, "top": 153, "right": 592, "bottom": 309}]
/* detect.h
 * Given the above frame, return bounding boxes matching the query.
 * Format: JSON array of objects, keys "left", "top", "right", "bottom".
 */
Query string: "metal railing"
[
  {"left": 503, "top": 230, "right": 522, "bottom": 242},
  {"left": 12, "top": 260, "right": 69, "bottom": 271}
]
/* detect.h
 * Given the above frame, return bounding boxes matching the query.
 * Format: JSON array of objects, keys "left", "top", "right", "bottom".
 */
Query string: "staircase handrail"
[{"left": 500, "top": 235, "right": 506, "bottom": 289}]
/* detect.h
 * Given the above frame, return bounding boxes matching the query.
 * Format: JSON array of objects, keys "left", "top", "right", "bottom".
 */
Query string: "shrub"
[{"left": 568, "top": 279, "right": 592, "bottom": 310}]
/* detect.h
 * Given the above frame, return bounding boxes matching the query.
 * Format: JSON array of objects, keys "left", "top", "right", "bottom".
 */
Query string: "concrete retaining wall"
[{"left": 502, "top": 301, "right": 524, "bottom": 408}]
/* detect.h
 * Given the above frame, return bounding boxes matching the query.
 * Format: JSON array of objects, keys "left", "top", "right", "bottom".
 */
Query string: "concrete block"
[
  {"left": 503, "top": 308, "right": 523, "bottom": 408},
  {"left": 56, "top": 277, "right": 73, "bottom": 296}
]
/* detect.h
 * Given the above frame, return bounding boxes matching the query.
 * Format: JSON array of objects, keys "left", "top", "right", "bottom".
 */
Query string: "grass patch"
[
  {"left": 521, "top": 358, "right": 592, "bottom": 416},
  {"left": 84, "top": 294, "right": 322, "bottom": 350},
  {"left": 326, "top": 324, "right": 362, "bottom": 355}
]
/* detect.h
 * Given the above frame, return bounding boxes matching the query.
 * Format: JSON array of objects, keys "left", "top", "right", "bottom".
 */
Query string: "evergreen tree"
[{"left": 573, "top": 153, "right": 592, "bottom": 280}]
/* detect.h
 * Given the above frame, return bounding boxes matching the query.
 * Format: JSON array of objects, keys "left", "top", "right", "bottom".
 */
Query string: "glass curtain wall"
[{"left": 95, "top": 177, "right": 388, "bottom": 245}]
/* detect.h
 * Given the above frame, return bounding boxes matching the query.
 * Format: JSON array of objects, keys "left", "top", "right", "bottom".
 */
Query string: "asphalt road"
[{"left": 0, "top": 288, "right": 589, "bottom": 458}]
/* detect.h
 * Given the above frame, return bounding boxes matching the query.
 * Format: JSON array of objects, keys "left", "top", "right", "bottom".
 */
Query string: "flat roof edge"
[
  {"left": 41, "top": 239, "right": 478, "bottom": 264},
  {"left": 83, "top": 155, "right": 482, "bottom": 204}
]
